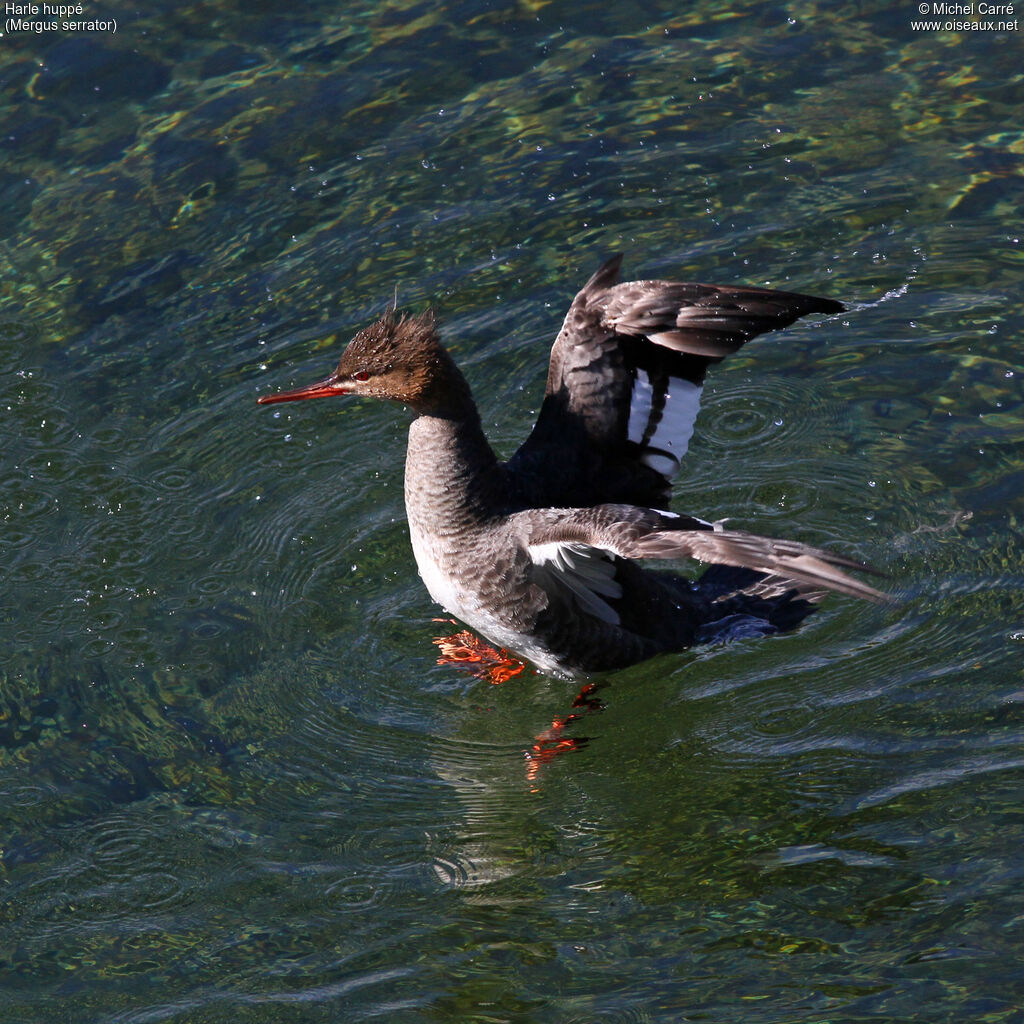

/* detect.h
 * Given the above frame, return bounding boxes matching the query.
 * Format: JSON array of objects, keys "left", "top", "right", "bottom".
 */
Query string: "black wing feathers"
[{"left": 507, "top": 255, "right": 843, "bottom": 509}]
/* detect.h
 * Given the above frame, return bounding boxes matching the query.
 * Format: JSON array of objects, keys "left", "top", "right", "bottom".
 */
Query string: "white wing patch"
[
  {"left": 640, "top": 450, "right": 680, "bottom": 478},
  {"left": 652, "top": 508, "right": 721, "bottom": 530},
  {"left": 528, "top": 542, "right": 623, "bottom": 625},
  {"left": 627, "top": 370, "right": 703, "bottom": 478},
  {"left": 626, "top": 370, "right": 656, "bottom": 444}
]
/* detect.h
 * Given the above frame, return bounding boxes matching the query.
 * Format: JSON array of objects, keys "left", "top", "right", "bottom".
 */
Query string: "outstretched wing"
[
  {"left": 506, "top": 254, "right": 843, "bottom": 509},
  {"left": 516, "top": 504, "right": 887, "bottom": 612}
]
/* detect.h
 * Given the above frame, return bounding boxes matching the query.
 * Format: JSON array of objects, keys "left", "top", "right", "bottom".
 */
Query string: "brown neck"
[
  {"left": 408, "top": 344, "right": 479, "bottom": 421},
  {"left": 404, "top": 354, "right": 506, "bottom": 527}
]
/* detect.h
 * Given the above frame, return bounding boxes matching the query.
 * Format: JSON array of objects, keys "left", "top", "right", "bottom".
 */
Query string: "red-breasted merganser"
[{"left": 259, "top": 255, "right": 884, "bottom": 677}]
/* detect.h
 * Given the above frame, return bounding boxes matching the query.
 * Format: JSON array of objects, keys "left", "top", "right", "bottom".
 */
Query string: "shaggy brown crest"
[
  {"left": 335, "top": 308, "right": 470, "bottom": 414},
  {"left": 340, "top": 308, "right": 436, "bottom": 370}
]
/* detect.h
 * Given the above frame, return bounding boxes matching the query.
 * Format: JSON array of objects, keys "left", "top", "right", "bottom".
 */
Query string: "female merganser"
[{"left": 259, "top": 255, "right": 884, "bottom": 677}]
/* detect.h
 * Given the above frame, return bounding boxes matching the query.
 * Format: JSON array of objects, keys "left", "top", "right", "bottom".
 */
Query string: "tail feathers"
[{"left": 691, "top": 565, "right": 820, "bottom": 640}]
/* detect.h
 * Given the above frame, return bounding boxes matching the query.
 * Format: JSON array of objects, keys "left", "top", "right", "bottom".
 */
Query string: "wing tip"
[
  {"left": 806, "top": 295, "right": 845, "bottom": 316},
  {"left": 634, "top": 527, "right": 891, "bottom": 605},
  {"left": 583, "top": 253, "right": 624, "bottom": 293}
]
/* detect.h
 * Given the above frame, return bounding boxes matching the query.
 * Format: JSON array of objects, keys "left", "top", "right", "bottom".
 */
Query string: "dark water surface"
[{"left": 2, "top": 1, "right": 1023, "bottom": 1021}]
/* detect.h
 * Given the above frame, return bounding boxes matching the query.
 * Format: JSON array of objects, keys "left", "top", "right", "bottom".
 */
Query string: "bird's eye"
[{"left": 354, "top": 371, "right": 370, "bottom": 382}]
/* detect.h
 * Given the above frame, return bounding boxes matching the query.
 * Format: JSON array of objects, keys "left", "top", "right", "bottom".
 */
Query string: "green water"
[{"left": 2, "top": 1, "right": 1022, "bottom": 1021}]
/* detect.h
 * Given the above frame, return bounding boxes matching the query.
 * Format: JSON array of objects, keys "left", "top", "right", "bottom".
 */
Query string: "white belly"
[
  {"left": 408, "top": 524, "right": 572, "bottom": 677},
  {"left": 408, "top": 524, "right": 466, "bottom": 618}
]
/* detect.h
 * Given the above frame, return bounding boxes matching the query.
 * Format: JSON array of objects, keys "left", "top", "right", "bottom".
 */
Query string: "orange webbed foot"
[{"left": 432, "top": 627, "right": 526, "bottom": 685}]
